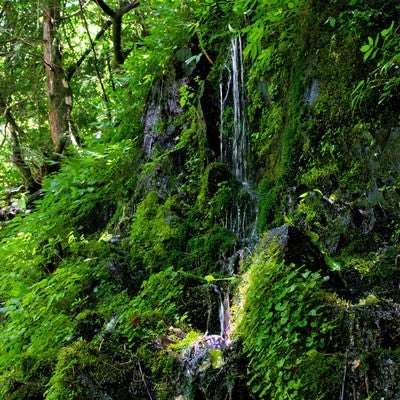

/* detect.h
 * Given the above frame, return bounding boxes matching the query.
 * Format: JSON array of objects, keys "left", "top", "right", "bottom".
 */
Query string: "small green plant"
[
  {"left": 236, "top": 250, "right": 336, "bottom": 399},
  {"left": 353, "top": 21, "right": 400, "bottom": 109}
]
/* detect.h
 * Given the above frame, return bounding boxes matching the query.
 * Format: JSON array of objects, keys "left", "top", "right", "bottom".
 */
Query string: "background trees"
[{"left": 0, "top": 0, "right": 146, "bottom": 196}]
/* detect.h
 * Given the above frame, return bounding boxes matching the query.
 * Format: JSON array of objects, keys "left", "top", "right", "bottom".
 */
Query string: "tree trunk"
[
  {"left": 0, "top": 97, "right": 39, "bottom": 193},
  {"left": 94, "top": 0, "right": 140, "bottom": 66},
  {"left": 43, "top": 0, "right": 72, "bottom": 154}
]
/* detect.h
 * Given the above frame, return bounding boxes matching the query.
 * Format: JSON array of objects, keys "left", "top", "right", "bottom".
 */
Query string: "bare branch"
[
  {"left": 94, "top": 0, "right": 115, "bottom": 18},
  {"left": 61, "top": 0, "right": 90, "bottom": 20},
  {"left": 79, "top": 1, "right": 110, "bottom": 117},
  {"left": 116, "top": 1, "right": 140, "bottom": 18},
  {"left": 0, "top": 1, "right": 10, "bottom": 20},
  {"left": 0, "top": 96, "right": 38, "bottom": 192}
]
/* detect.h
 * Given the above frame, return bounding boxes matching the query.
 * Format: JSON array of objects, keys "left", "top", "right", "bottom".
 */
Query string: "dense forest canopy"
[{"left": 1, "top": 0, "right": 400, "bottom": 399}]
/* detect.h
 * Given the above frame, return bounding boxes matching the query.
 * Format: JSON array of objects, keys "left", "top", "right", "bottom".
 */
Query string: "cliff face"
[
  {"left": 1, "top": 1, "right": 400, "bottom": 399},
  {"left": 140, "top": 2, "right": 400, "bottom": 396}
]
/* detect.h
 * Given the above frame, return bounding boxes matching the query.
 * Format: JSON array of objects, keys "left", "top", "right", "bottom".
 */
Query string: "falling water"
[
  {"left": 209, "top": 284, "right": 231, "bottom": 340},
  {"left": 304, "top": 79, "right": 319, "bottom": 106},
  {"left": 230, "top": 36, "right": 248, "bottom": 184},
  {"left": 219, "top": 36, "right": 257, "bottom": 243},
  {"left": 219, "top": 36, "right": 248, "bottom": 183},
  {"left": 219, "top": 65, "right": 231, "bottom": 163}
]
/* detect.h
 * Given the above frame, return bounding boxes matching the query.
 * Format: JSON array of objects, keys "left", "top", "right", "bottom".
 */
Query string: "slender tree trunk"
[
  {"left": 43, "top": 0, "right": 71, "bottom": 153},
  {"left": 0, "top": 98, "right": 39, "bottom": 192}
]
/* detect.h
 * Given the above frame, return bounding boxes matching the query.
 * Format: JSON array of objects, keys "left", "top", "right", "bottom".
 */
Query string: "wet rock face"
[
  {"left": 142, "top": 73, "right": 187, "bottom": 159},
  {"left": 182, "top": 334, "right": 228, "bottom": 373},
  {"left": 177, "top": 335, "right": 252, "bottom": 400},
  {"left": 268, "top": 225, "right": 325, "bottom": 268}
]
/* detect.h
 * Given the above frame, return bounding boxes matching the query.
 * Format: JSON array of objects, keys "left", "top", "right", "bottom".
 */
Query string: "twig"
[
  {"left": 137, "top": 361, "right": 153, "bottom": 400},
  {"left": 79, "top": 0, "right": 111, "bottom": 118},
  {"left": 340, "top": 349, "right": 349, "bottom": 400},
  {"left": 61, "top": 0, "right": 90, "bottom": 20},
  {"left": 197, "top": 32, "right": 213, "bottom": 65}
]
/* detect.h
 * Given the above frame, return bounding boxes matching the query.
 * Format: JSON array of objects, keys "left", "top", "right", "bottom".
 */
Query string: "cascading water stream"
[
  {"left": 209, "top": 284, "right": 231, "bottom": 340},
  {"left": 219, "top": 36, "right": 257, "bottom": 243},
  {"left": 219, "top": 66, "right": 231, "bottom": 163},
  {"left": 230, "top": 36, "right": 248, "bottom": 185},
  {"left": 178, "top": 37, "right": 257, "bottom": 397},
  {"left": 207, "top": 35, "right": 259, "bottom": 344}
]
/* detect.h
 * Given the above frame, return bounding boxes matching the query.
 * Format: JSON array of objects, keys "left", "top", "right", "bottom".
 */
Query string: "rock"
[{"left": 264, "top": 225, "right": 342, "bottom": 288}]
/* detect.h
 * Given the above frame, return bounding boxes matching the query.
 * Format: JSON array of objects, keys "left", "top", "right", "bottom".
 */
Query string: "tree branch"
[
  {"left": 116, "top": 0, "right": 140, "bottom": 18},
  {"left": 94, "top": 0, "right": 116, "bottom": 18},
  {"left": 94, "top": 0, "right": 141, "bottom": 65},
  {"left": 79, "top": 1, "right": 111, "bottom": 118},
  {"left": 0, "top": 1, "right": 10, "bottom": 20},
  {"left": 61, "top": 0, "right": 90, "bottom": 20},
  {"left": 113, "top": 14, "right": 124, "bottom": 65}
]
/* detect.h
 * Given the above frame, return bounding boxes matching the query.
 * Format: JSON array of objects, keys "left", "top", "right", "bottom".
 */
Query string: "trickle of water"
[
  {"left": 219, "top": 65, "right": 231, "bottom": 163},
  {"left": 304, "top": 79, "right": 319, "bottom": 105},
  {"left": 219, "top": 36, "right": 248, "bottom": 184},
  {"left": 218, "top": 36, "right": 258, "bottom": 245},
  {"left": 210, "top": 284, "right": 231, "bottom": 340},
  {"left": 231, "top": 36, "right": 248, "bottom": 184}
]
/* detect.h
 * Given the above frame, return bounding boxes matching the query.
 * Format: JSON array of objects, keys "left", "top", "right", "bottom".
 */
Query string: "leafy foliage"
[
  {"left": 353, "top": 21, "right": 400, "bottom": 108},
  {"left": 236, "top": 250, "right": 335, "bottom": 399}
]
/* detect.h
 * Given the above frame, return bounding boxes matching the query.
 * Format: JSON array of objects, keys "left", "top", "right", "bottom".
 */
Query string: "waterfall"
[
  {"left": 219, "top": 65, "right": 231, "bottom": 163},
  {"left": 210, "top": 284, "right": 231, "bottom": 340},
  {"left": 219, "top": 36, "right": 257, "bottom": 244},
  {"left": 230, "top": 36, "right": 248, "bottom": 184},
  {"left": 219, "top": 36, "right": 248, "bottom": 184}
]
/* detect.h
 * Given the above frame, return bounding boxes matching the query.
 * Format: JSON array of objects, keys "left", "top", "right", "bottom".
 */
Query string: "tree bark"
[{"left": 43, "top": 0, "right": 71, "bottom": 153}]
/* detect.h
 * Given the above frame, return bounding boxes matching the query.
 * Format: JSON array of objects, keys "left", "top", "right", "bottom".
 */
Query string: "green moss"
[
  {"left": 257, "top": 178, "right": 285, "bottom": 232},
  {"left": 46, "top": 340, "right": 137, "bottom": 400},
  {"left": 129, "top": 192, "right": 185, "bottom": 273}
]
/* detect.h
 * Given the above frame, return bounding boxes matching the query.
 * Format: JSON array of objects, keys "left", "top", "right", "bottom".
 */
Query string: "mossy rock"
[{"left": 259, "top": 224, "right": 342, "bottom": 288}]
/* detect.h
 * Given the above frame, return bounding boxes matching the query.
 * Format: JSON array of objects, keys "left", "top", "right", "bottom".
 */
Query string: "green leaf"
[
  {"left": 228, "top": 24, "right": 237, "bottom": 33},
  {"left": 325, "top": 16, "right": 336, "bottom": 27},
  {"left": 363, "top": 48, "right": 373, "bottom": 61},
  {"left": 360, "top": 44, "right": 371, "bottom": 53},
  {"left": 381, "top": 21, "right": 394, "bottom": 38},
  {"left": 185, "top": 53, "right": 202, "bottom": 66}
]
